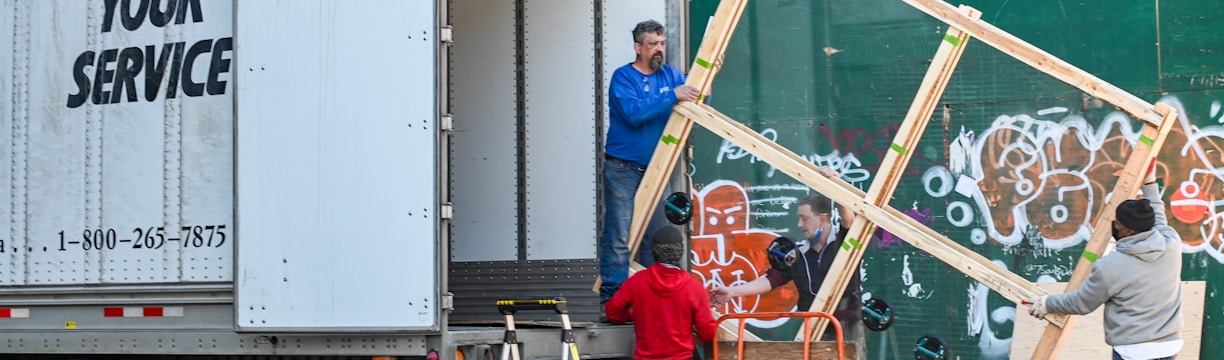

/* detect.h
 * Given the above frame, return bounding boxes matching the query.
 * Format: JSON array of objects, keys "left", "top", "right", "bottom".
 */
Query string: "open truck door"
[{"left": 233, "top": 0, "right": 440, "bottom": 332}]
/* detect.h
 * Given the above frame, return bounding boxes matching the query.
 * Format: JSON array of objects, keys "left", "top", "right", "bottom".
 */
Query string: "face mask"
[{"left": 796, "top": 227, "right": 823, "bottom": 252}]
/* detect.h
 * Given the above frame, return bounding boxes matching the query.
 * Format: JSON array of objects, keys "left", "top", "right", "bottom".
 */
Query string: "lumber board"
[
  {"left": 901, "top": 0, "right": 1164, "bottom": 126},
  {"left": 674, "top": 101, "right": 1070, "bottom": 328},
  {"left": 1029, "top": 103, "right": 1179, "bottom": 359},
  {"left": 796, "top": 4, "right": 980, "bottom": 341},
  {"left": 1012, "top": 282, "right": 1204, "bottom": 360},
  {"left": 592, "top": 0, "right": 749, "bottom": 292},
  {"left": 625, "top": 0, "right": 748, "bottom": 262}
]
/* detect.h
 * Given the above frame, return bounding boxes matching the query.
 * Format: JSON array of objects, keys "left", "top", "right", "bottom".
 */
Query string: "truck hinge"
[
  {"left": 440, "top": 203, "right": 454, "bottom": 220},
  {"left": 439, "top": 26, "right": 453, "bottom": 44},
  {"left": 440, "top": 113, "right": 454, "bottom": 132},
  {"left": 442, "top": 292, "right": 454, "bottom": 311}
]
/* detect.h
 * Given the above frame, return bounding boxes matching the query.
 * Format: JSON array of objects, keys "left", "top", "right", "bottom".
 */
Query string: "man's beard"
[{"left": 649, "top": 54, "right": 663, "bottom": 70}]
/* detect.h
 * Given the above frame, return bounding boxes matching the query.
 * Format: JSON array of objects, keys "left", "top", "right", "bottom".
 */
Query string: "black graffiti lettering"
[
  {"left": 111, "top": 47, "right": 144, "bottom": 104},
  {"left": 91, "top": 49, "right": 118, "bottom": 105},
  {"left": 180, "top": 39, "right": 211, "bottom": 97},
  {"left": 207, "top": 37, "right": 232, "bottom": 95},
  {"left": 148, "top": 0, "right": 178, "bottom": 27},
  {"left": 102, "top": 0, "right": 203, "bottom": 33},
  {"left": 67, "top": 51, "right": 96, "bottom": 108}
]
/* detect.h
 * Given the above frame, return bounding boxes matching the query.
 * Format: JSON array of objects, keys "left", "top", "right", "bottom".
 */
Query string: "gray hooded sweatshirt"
[{"left": 1044, "top": 182, "right": 1183, "bottom": 346}]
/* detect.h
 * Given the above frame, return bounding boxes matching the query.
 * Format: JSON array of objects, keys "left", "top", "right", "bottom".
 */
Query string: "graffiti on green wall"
[
  {"left": 686, "top": 0, "right": 1223, "bottom": 356},
  {"left": 687, "top": 94, "right": 1224, "bottom": 356}
]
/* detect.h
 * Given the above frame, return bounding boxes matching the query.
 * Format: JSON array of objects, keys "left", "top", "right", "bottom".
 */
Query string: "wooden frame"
[
  {"left": 898, "top": 1, "right": 1179, "bottom": 357},
  {"left": 795, "top": 4, "right": 981, "bottom": 341},
  {"left": 598, "top": 0, "right": 1179, "bottom": 352},
  {"left": 675, "top": 101, "right": 1072, "bottom": 327}
]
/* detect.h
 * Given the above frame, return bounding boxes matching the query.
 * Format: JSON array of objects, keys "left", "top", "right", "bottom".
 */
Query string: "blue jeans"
[
  {"left": 1112, "top": 349, "right": 1174, "bottom": 360},
  {"left": 599, "top": 158, "right": 671, "bottom": 302}
]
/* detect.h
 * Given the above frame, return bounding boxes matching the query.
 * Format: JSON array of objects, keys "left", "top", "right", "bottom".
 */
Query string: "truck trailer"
[{"left": 2, "top": 0, "right": 681, "bottom": 358}]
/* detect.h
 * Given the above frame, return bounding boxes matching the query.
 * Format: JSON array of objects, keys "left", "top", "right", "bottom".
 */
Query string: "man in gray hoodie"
[{"left": 1026, "top": 165, "right": 1183, "bottom": 360}]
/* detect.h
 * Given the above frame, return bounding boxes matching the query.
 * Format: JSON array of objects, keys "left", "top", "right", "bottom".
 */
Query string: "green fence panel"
[{"left": 687, "top": 1, "right": 1224, "bottom": 358}]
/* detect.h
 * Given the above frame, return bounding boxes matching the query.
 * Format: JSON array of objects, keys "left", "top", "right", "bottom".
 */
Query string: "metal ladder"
[{"left": 496, "top": 297, "right": 580, "bottom": 360}]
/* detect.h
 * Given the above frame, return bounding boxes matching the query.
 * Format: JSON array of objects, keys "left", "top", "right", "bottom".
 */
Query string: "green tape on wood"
[
  {"left": 890, "top": 143, "right": 909, "bottom": 155},
  {"left": 944, "top": 34, "right": 962, "bottom": 46},
  {"left": 845, "top": 237, "right": 862, "bottom": 250},
  {"left": 661, "top": 134, "right": 680, "bottom": 145},
  {"left": 1139, "top": 134, "right": 1155, "bottom": 146},
  {"left": 1082, "top": 250, "right": 1100, "bottom": 263},
  {"left": 695, "top": 57, "right": 712, "bottom": 69}
]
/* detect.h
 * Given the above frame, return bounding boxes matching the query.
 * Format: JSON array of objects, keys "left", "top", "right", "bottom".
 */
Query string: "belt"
[{"left": 604, "top": 154, "right": 646, "bottom": 172}]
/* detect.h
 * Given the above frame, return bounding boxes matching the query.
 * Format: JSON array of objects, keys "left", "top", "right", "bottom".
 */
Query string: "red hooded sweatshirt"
[{"left": 606, "top": 263, "right": 717, "bottom": 360}]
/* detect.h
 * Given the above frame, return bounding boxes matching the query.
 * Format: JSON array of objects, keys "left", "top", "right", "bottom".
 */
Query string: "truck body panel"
[
  {"left": 232, "top": 0, "right": 439, "bottom": 332},
  {"left": 2, "top": 0, "right": 234, "bottom": 287},
  {"left": 2, "top": 0, "right": 648, "bottom": 356}
]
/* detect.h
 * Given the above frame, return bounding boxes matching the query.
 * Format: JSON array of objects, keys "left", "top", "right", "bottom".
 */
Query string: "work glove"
[{"left": 1024, "top": 295, "right": 1049, "bottom": 319}]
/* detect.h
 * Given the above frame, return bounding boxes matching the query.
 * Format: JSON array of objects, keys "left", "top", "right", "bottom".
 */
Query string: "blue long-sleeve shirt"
[{"left": 606, "top": 63, "right": 687, "bottom": 168}]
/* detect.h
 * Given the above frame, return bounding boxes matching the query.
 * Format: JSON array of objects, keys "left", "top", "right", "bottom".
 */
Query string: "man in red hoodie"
[{"left": 606, "top": 225, "right": 717, "bottom": 359}]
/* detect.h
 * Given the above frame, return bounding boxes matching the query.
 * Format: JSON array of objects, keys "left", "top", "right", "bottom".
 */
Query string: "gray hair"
[{"left": 632, "top": 20, "right": 665, "bottom": 43}]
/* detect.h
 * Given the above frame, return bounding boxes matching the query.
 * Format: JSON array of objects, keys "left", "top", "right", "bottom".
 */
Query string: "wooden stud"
[
  {"left": 623, "top": 0, "right": 750, "bottom": 266},
  {"left": 593, "top": 0, "right": 750, "bottom": 295},
  {"left": 674, "top": 101, "right": 1070, "bottom": 328},
  {"left": 1028, "top": 103, "right": 1179, "bottom": 359},
  {"left": 591, "top": 0, "right": 755, "bottom": 341},
  {"left": 902, "top": 0, "right": 1164, "bottom": 126},
  {"left": 795, "top": 4, "right": 981, "bottom": 341}
]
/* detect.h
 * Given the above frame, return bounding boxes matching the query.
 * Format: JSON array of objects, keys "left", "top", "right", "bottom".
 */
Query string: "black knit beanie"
[{"left": 1116, "top": 199, "right": 1155, "bottom": 232}]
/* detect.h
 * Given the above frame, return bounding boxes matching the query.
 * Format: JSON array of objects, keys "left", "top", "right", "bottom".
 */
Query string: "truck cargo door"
[{"left": 233, "top": 0, "right": 438, "bottom": 331}]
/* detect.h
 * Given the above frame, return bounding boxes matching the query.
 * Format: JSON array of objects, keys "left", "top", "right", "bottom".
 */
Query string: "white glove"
[{"left": 1025, "top": 295, "right": 1049, "bottom": 319}]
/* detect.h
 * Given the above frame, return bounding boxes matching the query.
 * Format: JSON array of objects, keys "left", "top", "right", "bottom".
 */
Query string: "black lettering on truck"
[
  {"left": 67, "top": 0, "right": 223, "bottom": 108},
  {"left": 101, "top": 0, "right": 203, "bottom": 33},
  {"left": 65, "top": 38, "right": 232, "bottom": 108}
]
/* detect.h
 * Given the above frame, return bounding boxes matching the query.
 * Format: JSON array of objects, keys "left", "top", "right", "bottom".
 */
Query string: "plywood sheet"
[
  {"left": 1010, "top": 281, "right": 1204, "bottom": 359},
  {"left": 709, "top": 340, "right": 859, "bottom": 360}
]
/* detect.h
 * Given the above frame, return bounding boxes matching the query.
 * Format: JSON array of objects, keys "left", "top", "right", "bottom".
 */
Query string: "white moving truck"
[{"left": 1, "top": 0, "right": 680, "bottom": 358}]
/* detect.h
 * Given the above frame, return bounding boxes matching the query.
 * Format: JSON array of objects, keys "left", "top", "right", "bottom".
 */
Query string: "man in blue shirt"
[{"left": 600, "top": 19, "right": 700, "bottom": 310}]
